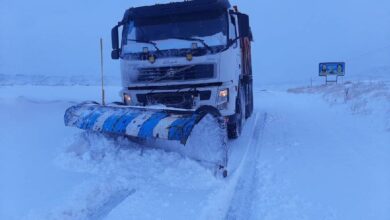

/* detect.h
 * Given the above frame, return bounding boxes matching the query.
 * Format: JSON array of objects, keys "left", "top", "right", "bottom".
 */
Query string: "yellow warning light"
[
  {"left": 148, "top": 55, "right": 156, "bottom": 64},
  {"left": 186, "top": 53, "right": 193, "bottom": 61}
]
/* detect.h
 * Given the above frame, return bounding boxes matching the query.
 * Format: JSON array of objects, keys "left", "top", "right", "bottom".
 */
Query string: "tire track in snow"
[
  {"left": 198, "top": 112, "right": 267, "bottom": 220},
  {"left": 87, "top": 188, "right": 136, "bottom": 220},
  {"left": 225, "top": 113, "right": 268, "bottom": 220}
]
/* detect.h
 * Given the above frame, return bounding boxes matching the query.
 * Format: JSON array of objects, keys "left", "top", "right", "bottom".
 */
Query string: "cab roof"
[{"left": 122, "top": 0, "right": 231, "bottom": 22}]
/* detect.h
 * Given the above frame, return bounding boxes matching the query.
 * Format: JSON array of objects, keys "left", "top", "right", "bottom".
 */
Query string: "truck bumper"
[{"left": 121, "top": 83, "right": 236, "bottom": 117}]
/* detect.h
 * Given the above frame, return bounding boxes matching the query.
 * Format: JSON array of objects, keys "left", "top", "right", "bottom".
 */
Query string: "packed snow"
[{"left": 0, "top": 80, "right": 389, "bottom": 219}]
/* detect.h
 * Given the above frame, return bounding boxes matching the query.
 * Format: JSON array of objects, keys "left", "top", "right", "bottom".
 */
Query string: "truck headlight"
[
  {"left": 219, "top": 89, "right": 229, "bottom": 99},
  {"left": 124, "top": 94, "right": 132, "bottom": 105},
  {"left": 217, "top": 89, "right": 229, "bottom": 109}
]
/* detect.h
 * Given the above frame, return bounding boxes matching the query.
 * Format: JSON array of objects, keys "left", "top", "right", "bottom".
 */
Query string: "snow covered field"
[{"left": 1, "top": 81, "right": 389, "bottom": 220}]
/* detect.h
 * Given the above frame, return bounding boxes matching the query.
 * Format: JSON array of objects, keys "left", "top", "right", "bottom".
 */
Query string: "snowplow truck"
[{"left": 64, "top": 0, "right": 253, "bottom": 175}]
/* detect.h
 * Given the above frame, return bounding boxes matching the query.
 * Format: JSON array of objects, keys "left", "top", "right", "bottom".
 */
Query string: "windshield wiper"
[
  {"left": 168, "top": 37, "right": 213, "bottom": 53},
  {"left": 127, "top": 39, "right": 162, "bottom": 53}
]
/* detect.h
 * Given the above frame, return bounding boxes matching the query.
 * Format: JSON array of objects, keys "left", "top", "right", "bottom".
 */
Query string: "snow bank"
[
  {"left": 289, "top": 81, "right": 390, "bottom": 130},
  {"left": 41, "top": 132, "right": 222, "bottom": 220}
]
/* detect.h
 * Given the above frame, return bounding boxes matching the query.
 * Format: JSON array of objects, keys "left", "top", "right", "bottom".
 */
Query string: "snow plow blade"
[
  {"left": 65, "top": 102, "right": 229, "bottom": 177},
  {"left": 65, "top": 102, "right": 213, "bottom": 145}
]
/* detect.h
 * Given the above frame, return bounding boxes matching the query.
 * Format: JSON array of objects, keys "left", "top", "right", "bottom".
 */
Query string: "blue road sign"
[{"left": 319, "top": 62, "right": 345, "bottom": 76}]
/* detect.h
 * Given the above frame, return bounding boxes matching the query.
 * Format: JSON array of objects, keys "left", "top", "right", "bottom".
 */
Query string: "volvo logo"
[
  {"left": 163, "top": 60, "right": 178, "bottom": 65},
  {"left": 166, "top": 68, "right": 176, "bottom": 77}
]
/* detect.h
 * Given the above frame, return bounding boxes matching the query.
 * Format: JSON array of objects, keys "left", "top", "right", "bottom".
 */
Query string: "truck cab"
[{"left": 111, "top": 0, "right": 253, "bottom": 138}]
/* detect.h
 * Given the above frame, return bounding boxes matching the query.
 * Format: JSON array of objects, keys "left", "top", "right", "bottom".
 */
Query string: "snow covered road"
[{"left": 0, "top": 82, "right": 389, "bottom": 220}]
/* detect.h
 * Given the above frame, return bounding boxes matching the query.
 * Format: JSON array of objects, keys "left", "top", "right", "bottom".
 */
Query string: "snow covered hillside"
[
  {"left": 0, "top": 81, "right": 389, "bottom": 220},
  {"left": 0, "top": 74, "right": 120, "bottom": 86}
]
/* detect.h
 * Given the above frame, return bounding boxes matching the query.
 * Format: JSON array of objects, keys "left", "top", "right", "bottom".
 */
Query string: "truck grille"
[
  {"left": 136, "top": 64, "right": 214, "bottom": 82},
  {"left": 137, "top": 91, "right": 211, "bottom": 109}
]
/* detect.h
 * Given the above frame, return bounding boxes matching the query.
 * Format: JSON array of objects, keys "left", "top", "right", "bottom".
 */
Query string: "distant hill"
[{"left": 0, "top": 74, "right": 120, "bottom": 86}]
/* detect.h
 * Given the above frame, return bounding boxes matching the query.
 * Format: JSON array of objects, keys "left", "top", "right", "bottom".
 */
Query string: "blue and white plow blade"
[
  {"left": 64, "top": 102, "right": 229, "bottom": 176},
  {"left": 64, "top": 102, "right": 210, "bottom": 145}
]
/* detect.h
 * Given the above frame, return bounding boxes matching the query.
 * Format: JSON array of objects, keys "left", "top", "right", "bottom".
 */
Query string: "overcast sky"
[{"left": 1, "top": 0, "right": 389, "bottom": 85}]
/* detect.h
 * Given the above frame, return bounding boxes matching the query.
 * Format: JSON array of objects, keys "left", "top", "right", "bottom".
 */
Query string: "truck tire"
[
  {"left": 228, "top": 86, "right": 246, "bottom": 139},
  {"left": 246, "top": 83, "right": 254, "bottom": 119}
]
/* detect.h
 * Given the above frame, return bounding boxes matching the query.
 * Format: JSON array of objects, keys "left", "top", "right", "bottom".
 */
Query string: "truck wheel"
[{"left": 228, "top": 87, "right": 245, "bottom": 139}]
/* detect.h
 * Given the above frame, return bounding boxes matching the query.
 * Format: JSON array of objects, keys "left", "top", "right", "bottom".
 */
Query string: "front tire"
[{"left": 228, "top": 86, "right": 245, "bottom": 139}]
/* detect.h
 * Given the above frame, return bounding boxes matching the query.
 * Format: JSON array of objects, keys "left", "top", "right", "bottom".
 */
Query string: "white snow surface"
[{"left": 0, "top": 81, "right": 389, "bottom": 220}]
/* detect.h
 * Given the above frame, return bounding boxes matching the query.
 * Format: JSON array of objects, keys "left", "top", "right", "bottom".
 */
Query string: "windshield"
[{"left": 122, "top": 11, "right": 228, "bottom": 53}]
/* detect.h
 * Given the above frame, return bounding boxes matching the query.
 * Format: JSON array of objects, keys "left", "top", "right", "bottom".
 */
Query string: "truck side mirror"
[
  {"left": 111, "top": 25, "right": 120, "bottom": 60},
  {"left": 237, "top": 13, "right": 252, "bottom": 41}
]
